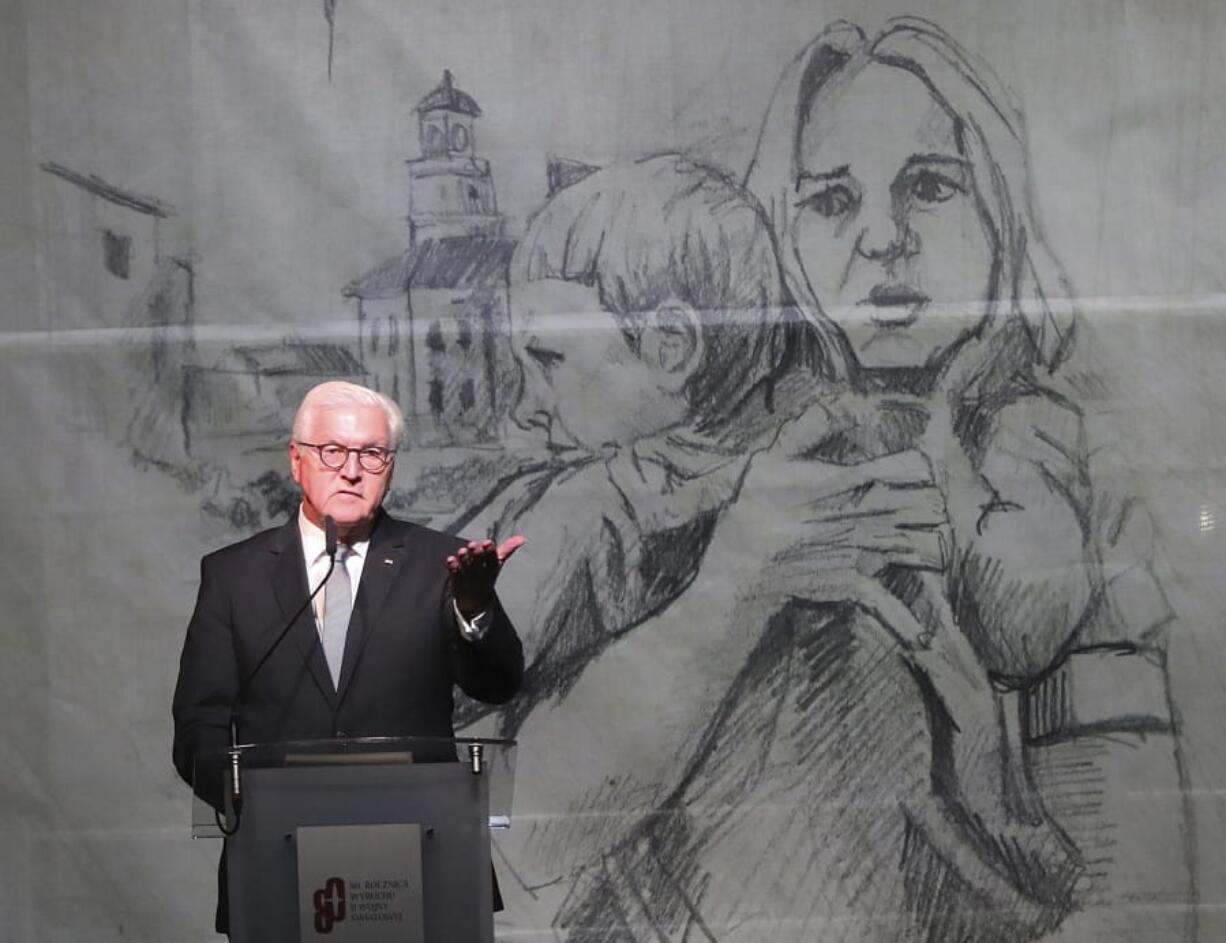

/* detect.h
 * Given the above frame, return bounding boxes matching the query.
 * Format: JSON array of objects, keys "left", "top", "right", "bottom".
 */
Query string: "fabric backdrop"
[{"left": 2, "top": 0, "right": 1224, "bottom": 939}]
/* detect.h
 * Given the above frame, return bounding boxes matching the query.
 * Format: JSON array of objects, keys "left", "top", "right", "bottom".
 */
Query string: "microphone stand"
[{"left": 216, "top": 516, "right": 339, "bottom": 836}]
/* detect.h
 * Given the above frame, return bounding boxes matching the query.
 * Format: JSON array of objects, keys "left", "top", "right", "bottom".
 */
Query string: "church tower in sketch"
[
  {"left": 346, "top": 70, "right": 515, "bottom": 452},
  {"left": 406, "top": 70, "right": 504, "bottom": 245}
]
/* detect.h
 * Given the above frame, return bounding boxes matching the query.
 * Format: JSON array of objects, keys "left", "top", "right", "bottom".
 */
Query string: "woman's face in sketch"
[{"left": 792, "top": 62, "right": 997, "bottom": 371}]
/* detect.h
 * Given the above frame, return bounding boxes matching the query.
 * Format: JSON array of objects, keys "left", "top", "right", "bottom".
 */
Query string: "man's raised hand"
[{"left": 446, "top": 536, "right": 526, "bottom": 617}]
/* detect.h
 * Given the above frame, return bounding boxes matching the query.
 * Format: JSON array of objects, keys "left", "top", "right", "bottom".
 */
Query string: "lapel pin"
[{"left": 383, "top": 558, "right": 395, "bottom": 566}]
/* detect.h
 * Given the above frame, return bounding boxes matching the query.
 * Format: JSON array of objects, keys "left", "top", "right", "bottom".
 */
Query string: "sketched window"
[
  {"left": 425, "top": 124, "right": 445, "bottom": 156},
  {"left": 450, "top": 123, "right": 469, "bottom": 152},
  {"left": 103, "top": 229, "right": 131, "bottom": 280},
  {"left": 456, "top": 319, "right": 473, "bottom": 351},
  {"left": 428, "top": 378, "right": 444, "bottom": 416},
  {"left": 459, "top": 378, "right": 475, "bottom": 412},
  {"left": 426, "top": 321, "right": 445, "bottom": 353}
]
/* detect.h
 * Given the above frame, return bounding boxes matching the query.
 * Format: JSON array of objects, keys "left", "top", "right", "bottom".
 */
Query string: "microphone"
[
  {"left": 221, "top": 516, "right": 339, "bottom": 833},
  {"left": 325, "top": 514, "right": 337, "bottom": 560}
]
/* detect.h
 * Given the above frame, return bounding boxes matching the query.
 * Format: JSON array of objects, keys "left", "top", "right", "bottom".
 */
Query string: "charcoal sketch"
[
  {"left": 108, "top": 22, "right": 1197, "bottom": 942},
  {"left": 451, "top": 150, "right": 804, "bottom": 736},
  {"left": 37, "top": 159, "right": 177, "bottom": 324},
  {"left": 324, "top": 0, "right": 339, "bottom": 80},
  {"left": 459, "top": 18, "right": 1197, "bottom": 943},
  {"left": 117, "top": 70, "right": 528, "bottom": 532}
]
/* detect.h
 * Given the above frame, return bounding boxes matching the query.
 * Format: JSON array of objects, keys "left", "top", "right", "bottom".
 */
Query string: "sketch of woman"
[{"left": 552, "top": 16, "right": 1193, "bottom": 943}]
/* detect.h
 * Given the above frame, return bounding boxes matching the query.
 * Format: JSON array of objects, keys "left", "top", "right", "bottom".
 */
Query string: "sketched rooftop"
[
  {"left": 228, "top": 342, "right": 364, "bottom": 377},
  {"left": 343, "top": 236, "right": 516, "bottom": 299},
  {"left": 39, "top": 160, "right": 174, "bottom": 218},
  {"left": 414, "top": 69, "right": 482, "bottom": 117}
]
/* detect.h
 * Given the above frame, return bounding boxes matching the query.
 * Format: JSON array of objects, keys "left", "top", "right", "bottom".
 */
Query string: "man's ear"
[
  {"left": 641, "top": 302, "right": 703, "bottom": 393},
  {"left": 288, "top": 441, "right": 303, "bottom": 487}
]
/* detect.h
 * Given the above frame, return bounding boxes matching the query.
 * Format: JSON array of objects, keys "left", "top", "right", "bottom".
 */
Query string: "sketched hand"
[
  {"left": 716, "top": 409, "right": 952, "bottom": 648},
  {"left": 446, "top": 536, "right": 526, "bottom": 616}
]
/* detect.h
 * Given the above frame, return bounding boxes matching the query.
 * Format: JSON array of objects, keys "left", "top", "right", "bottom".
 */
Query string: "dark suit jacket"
[{"left": 171, "top": 510, "right": 523, "bottom": 933}]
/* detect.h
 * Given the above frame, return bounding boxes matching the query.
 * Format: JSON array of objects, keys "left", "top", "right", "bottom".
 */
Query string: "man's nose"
[{"left": 339, "top": 450, "right": 364, "bottom": 478}]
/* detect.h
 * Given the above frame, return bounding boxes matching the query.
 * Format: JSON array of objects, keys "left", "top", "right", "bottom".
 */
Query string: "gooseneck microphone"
[
  {"left": 324, "top": 513, "right": 338, "bottom": 559},
  {"left": 219, "top": 516, "right": 338, "bottom": 834}
]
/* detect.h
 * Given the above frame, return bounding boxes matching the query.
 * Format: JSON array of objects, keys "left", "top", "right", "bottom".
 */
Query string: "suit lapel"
[
  {"left": 336, "top": 513, "right": 409, "bottom": 704},
  {"left": 269, "top": 519, "right": 338, "bottom": 710}
]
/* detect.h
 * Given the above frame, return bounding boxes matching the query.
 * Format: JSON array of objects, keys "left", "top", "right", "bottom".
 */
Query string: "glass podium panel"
[{"left": 191, "top": 736, "right": 516, "bottom": 839}]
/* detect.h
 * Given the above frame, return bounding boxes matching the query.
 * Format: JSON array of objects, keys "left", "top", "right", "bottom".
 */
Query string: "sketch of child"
[
  {"left": 478, "top": 135, "right": 1050, "bottom": 943},
  {"left": 546, "top": 17, "right": 1191, "bottom": 943},
  {"left": 453, "top": 153, "right": 807, "bottom": 742},
  {"left": 447, "top": 154, "right": 825, "bottom": 929}
]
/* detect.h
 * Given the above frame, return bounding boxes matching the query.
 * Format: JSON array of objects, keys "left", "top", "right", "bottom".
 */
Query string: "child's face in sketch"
[
  {"left": 792, "top": 62, "right": 997, "bottom": 371},
  {"left": 508, "top": 279, "right": 688, "bottom": 449}
]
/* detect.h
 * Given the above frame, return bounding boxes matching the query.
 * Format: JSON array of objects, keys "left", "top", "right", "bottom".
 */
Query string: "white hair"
[{"left": 291, "top": 381, "right": 406, "bottom": 449}]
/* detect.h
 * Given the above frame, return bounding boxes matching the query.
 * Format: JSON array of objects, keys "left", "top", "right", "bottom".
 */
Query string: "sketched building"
[
  {"left": 32, "top": 161, "right": 366, "bottom": 474},
  {"left": 345, "top": 71, "right": 516, "bottom": 447},
  {"left": 37, "top": 161, "right": 175, "bottom": 330},
  {"left": 407, "top": 69, "right": 504, "bottom": 244},
  {"left": 36, "top": 161, "right": 203, "bottom": 458},
  {"left": 179, "top": 340, "right": 367, "bottom": 481}
]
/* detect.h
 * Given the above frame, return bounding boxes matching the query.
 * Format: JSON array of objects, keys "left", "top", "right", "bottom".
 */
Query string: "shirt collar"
[{"left": 297, "top": 505, "right": 370, "bottom": 564}]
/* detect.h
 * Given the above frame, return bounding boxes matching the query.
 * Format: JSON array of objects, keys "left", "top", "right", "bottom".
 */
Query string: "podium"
[{"left": 192, "top": 737, "right": 516, "bottom": 942}]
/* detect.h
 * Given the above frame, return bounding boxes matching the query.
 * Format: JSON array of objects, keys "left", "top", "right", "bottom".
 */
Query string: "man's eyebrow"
[{"left": 795, "top": 165, "right": 850, "bottom": 190}]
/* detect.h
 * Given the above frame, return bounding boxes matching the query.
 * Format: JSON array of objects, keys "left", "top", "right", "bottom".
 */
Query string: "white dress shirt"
[
  {"left": 297, "top": 506, "right": 490, "bottom": 643},
  {"left": 299, "top": 508, "right": 369, "bottom": 634}
]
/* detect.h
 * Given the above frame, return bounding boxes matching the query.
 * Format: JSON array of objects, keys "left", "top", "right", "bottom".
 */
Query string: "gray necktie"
[{"left": 320, "top": 546, "right": 351, "bottom": 689}]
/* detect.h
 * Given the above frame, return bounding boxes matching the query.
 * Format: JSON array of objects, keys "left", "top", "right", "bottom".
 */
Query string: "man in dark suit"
[{"left": 171, "top": 380, "right": 524, "bottom": 934}]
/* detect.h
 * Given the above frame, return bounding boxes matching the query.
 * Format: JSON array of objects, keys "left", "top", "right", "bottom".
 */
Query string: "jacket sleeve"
[
  {"left": 447, "top": 591, "right": 524, "bottom": 706},
  {"left": 171, "top": 553, "right": 239, "bottom": 807}
]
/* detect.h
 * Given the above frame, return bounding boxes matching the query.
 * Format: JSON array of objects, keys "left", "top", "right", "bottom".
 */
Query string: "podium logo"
[{"left": 313, "top": 876, "right": 347, "bottom": 933}]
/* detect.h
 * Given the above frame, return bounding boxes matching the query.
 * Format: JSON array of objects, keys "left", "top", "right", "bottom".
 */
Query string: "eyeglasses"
[{"left": 296, "top": 441, "right": 395, "bottom": 473}]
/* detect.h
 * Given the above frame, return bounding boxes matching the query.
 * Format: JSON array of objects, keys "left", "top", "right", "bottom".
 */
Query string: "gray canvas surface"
[{"left": 2, "top": 0, "right": 1225, "bottom": 940}]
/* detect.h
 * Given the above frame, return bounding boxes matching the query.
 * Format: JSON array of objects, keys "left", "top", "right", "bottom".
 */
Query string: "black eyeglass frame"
[{"left": 295, "top": 441, "right": 396, "bottom": 473}]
